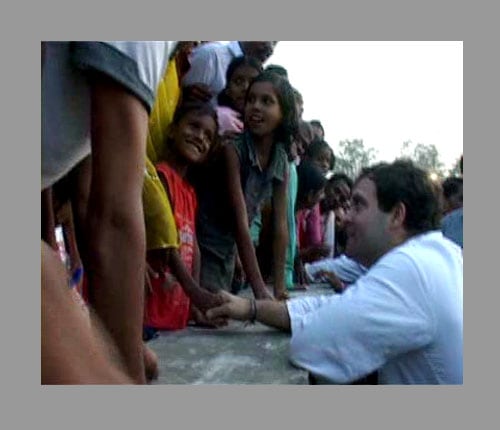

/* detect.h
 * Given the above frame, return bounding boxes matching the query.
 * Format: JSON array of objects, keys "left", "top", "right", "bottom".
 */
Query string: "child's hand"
[
  {"left": 233, "top": 255, "right": 245, "bottom": 284},
  {"left": 205, "top": 290, "right": 252, "bottom": 322},
  {"left": 190, "top": 286, "right": 226, "bottom": 312},
  {"left": 294, "top": 256, "right": 309, "bottom": 286},
  {"left": 316, "top": 270, "right": 346, "bottom": 293},
  {"left": 190, "top": 305, "right": 227, "bottom": 328},
  {"left": 274, "top": 289, "right": 290, "bottom": 301}
]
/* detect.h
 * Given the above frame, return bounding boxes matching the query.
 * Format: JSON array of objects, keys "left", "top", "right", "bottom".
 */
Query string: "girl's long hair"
[{"left": 246, "top": 71, "right": 300, "bottom": 159}]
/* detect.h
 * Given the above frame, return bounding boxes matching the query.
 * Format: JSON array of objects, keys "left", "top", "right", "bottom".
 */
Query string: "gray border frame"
[{"left": 15, "top": 0, "right": 489, "bottom": 426}]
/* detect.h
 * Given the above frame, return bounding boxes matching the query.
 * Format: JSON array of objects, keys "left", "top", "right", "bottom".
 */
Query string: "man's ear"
[{"left": 390, "top": 202, "right": 406, "bottom": 229}]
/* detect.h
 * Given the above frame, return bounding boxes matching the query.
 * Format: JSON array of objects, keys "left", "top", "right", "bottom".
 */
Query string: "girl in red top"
[{"left": 144, "top": 102, "right": 224, "bottom": 333}]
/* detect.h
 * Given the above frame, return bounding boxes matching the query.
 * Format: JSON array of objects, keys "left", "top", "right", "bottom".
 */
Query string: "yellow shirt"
[{"left": 143, "top": 58, "right": 181, "bottom": 250}]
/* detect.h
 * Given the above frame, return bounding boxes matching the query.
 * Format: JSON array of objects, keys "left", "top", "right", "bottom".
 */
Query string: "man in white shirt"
[
  {"left": 182, "top": 41, "right": 277, "bottom": 105},
  {"left": 206, "top": 160, "right": 463, "bottom": 384}
]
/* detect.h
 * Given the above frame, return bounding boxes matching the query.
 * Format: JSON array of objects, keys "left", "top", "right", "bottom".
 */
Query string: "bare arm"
[
  {"left": 85, "top": 73, "right": 148, "bottom": 383},
  {"left": 206, "top": 290, "right": 291, "bottom": 332},
  {"left": 42, "top": 241, "right": 132, "bottom": 384},
  {"left": 224, "top": 145, "right": 272, "bottom": 299},
  {"left": 168, "top": 248, "right": 223, "bottom": 311},
  {"left": 271, "top": 171, "right": 289, "bottom": 299}
]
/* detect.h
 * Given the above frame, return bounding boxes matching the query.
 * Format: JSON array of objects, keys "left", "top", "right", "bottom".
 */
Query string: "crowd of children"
[{"left": 41, "top": 41, "right": 463, "bottom": 384}]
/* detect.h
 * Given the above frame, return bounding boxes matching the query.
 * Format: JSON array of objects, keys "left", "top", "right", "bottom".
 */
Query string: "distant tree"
[
  {"left": 399, "top": 140, "right": 446, "bottom": 178},
  {"left": 333, "top": 139, "right": 378, "bottom": 180},
  {"left": 448, "top": 155, "right": 463, "bottom": 177}
]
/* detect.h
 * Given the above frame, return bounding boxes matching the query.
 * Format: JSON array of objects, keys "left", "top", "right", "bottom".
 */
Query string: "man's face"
[
  {"left": 243, "top": 41, "right": 278, "bottom": 63},
  {"left": 344, "top": 177, "right": 392, "bottom": 267}
]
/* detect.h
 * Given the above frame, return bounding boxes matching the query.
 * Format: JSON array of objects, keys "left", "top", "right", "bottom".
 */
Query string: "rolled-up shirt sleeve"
[{"left": 71, "top": 41, "right": 174, "bottom": 113}]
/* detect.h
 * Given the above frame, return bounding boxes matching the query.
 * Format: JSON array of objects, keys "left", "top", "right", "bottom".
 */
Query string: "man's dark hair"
[
  {"left": 442, "top": 177, "right": 463, "bottom": 200},
  {"left": 356, "top": 159, "right": 441, "bottom": 234}
]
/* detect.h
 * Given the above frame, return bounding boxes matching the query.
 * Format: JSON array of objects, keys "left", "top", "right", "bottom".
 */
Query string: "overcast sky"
[{"left": 265, "top": 41, "right": 463, "bottom": 171}]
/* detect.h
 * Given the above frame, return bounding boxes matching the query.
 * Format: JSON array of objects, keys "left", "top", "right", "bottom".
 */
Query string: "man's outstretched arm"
[{"left": 206, "top": 291, "right": 291, "bottom": 332}]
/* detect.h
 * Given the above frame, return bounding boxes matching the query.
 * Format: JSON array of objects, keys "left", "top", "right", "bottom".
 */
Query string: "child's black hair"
[
  {"left": 293, "top": 88, "right": 303, "bottom": 104},
  {"left": 217, "top": 56, "right": 263, "bottom": 110},
  {"left": 329, "top": 172, "right": 353, "bottom": 190},
  {"left": 296, "top": 160, "right": 327, "bottom": 207},
  {"left": 442, "top": 176, "right": 463, "bottom": 200},
  {"left": 310, "top": 119, "right": 325, "bottom": 135},
  {"left": 247, "top": 70, "right": 300, "bottom": 160},
  {"left": 265, "top": 64, "right": 289, "bottom": 79},
  {"left": 305, "top": 139, "right": 336, "bottom": 171}
]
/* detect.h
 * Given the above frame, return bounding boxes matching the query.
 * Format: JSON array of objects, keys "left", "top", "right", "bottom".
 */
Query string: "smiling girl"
[{"left": 194, "top": 71, "right": 299, "bottom": 300}]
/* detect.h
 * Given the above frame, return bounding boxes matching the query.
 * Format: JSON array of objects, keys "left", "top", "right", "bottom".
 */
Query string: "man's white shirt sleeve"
[{"left": 287, "top": 251, "right": 436, "bottom": 383}]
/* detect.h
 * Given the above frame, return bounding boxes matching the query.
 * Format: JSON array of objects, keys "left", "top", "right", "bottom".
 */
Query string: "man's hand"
[{"left": 205, "top": 290, "right": 252, "bottom": 322}]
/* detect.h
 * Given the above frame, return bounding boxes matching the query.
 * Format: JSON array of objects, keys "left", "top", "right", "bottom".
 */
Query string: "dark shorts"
[{"left": 199, "top": 246, "right": 236, "bottom": 292}]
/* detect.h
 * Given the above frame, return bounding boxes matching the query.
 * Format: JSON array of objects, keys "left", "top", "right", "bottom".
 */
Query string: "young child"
[
  {"left": 218, "top": 56, "right": 263, "bottom": 118},
  {"left": 143, "top": 102, "right": 225, "bottom": 335},
  {"left": 216, "top": 56, "right": 264, "bottom": 292},
  {"left": 320, "top": 173, "right": 353, "bottom": 257},
  {"left": 194, "top": 71, "right": 299, "bottom": 300},
  {"left": 216, "top": 56, "right": 263, "bottom": 139},
  {"left": 291, "top": 160, "right": 327, "bottom": 286},
  {"left": 297, "top": 140, "right": 336, "bottom": 262}
]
